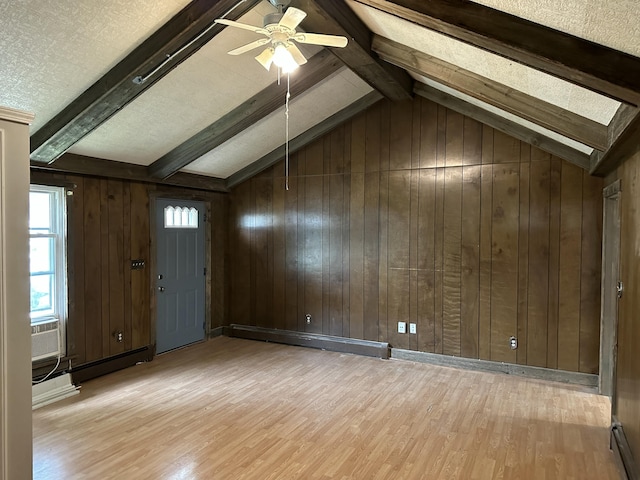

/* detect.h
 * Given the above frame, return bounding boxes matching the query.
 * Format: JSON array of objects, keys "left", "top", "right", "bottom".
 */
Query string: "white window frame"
[{"left": 29, "top": 185, "right": 68, "bottom": 336}]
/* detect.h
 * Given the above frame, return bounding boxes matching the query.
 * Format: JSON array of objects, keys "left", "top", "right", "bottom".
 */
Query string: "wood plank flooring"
[{"left": 33, "top": 337, "right": 620, "bottom": 479}]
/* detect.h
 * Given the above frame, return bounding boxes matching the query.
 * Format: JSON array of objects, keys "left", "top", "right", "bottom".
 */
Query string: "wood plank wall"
[
  {"left": 228, "top": 97, "right": 603, "bottom": 373},
  {"left": 613, "top": 148, "right": 640, "bottom": 461},
  {"left": 31, "top": 171, "right": 228, "bottom": 369}
]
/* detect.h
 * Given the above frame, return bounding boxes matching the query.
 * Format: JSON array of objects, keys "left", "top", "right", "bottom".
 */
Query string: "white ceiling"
[{"left": 0, "top": 0, "right": 636, "bottom": 181}]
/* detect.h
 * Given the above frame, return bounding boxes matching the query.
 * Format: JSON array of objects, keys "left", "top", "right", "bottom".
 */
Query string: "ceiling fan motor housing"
[
  {"left": 263, "top": 12, "right": 285, "bottom": 28},
  {"left": 268, "top": 0, "right": 291, "bottom": 9}
]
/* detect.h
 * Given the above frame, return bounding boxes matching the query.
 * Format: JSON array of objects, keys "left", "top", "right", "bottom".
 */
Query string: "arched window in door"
[{"left": 164, "top": 206, "right": 198, "bottom": 228}]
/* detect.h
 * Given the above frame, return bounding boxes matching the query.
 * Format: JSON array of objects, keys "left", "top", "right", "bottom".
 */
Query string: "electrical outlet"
[
  {"left": 305, "top": 314, "right": 311, "bottom": 325},
  {"left": 509, "top": 336, "right": 518, "bottom": 350},
  {"left": 409, "top": 323, "right": 417, "bottom": 334},
  {"left": 398, "top": 321, "right": 406, "bottom": 334}
]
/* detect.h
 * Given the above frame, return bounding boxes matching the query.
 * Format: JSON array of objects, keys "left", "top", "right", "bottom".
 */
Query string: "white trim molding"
[{"left": 0, "top": 107, "right": 33, "bottom": 480}]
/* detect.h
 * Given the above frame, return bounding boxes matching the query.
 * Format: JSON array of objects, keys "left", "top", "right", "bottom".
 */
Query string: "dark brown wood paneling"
[
  {"left": 122, "top": 183, "right": 132, "bottom": 352},
  {"left": 546, "top": 157, "right": 562, "bottom": 369},
  {"left": 284, "top": 169, "right": 299, "bottom": 332},
  {"left": 228, "top": 97, "right": 603, "bottom": 374},
  {"left": 390, "top": 100, "right": 413, "bottom": 171},
  {"left": 100, "top": 180, "right": 110, "bottom": 357},
  {"left": 272, "top": 174, "right": 286, "bottom": 331},
  {"left": 387, "top": 170, "right": 411, "bottom": 349},
  {"left": 107, "top": 180, "right": 125, "bottom": 356},
  {"left": 461, "top": 165, "right": 481, "bottom": 358},
  {"left": 83, "top": 178, "right": 103, "bottom": 363},
  {"left": 420, "top": 97, "right": 438, "bottom": 169},
  {"left": 130, "top": 182, "right": 150, "bottom": 348},
  {"left": 433, "top": 168, "right": 445, "bottom": 354},
  {"left": 557, "top": 162, "right": 583, "bottom": 372},
  {"left": 253, "top": 176, "right": 273, "bottom": 329},
  {"left": 417, "top": 168, "right": 436, "bottom": 353},
  {"left": 378, "top": 171, "right": 389, "bottom": 344},
  {"left": 579, "top": 171, "right": 602, "bottom": 374},
  {"left": 490, "top": 163, "right": 519, "bottom": 363},
  {"left": 442, "top": 167, "right": 462, "bottom": 356},
  {"left": 516, "top": 150, "right": 530, "bottom": 365},
  {"left": 527, "top": 153, "right": 550, "bottom": 367},
  {"left": 231, "top": 181, "right": 252, "bottom": 327},
  {"left": 363, "top": 172, "right": 380, "bottom": 341}
]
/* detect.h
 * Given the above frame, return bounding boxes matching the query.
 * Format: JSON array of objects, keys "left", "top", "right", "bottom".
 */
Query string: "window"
[
  {"left": 164, "top": 205, "right": 198, "bottom": 228},
  {"left": 29, "top": 185, "right": 67, "bottom": 324}
]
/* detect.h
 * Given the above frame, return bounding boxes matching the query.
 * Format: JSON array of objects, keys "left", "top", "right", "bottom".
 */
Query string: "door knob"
[{"left": 158, "top": 286, "right": 165, "bottom": 292}]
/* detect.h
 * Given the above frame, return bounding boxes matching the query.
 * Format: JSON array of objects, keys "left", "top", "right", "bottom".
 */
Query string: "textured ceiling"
[
  {"left": 471, "top": 0, "right": 640, "bottom": 57},
  {"left": 0, "top": 0, "right": 190, "bottom": 132},
  {"left": 68, "top": 2, "right": 303, "bottom": 166},
  {"left": 346, "top": 0, "right": 620, "bottom": 126},
  {"left": 184, "top": 68, "right": 373, "bottom": 178}
]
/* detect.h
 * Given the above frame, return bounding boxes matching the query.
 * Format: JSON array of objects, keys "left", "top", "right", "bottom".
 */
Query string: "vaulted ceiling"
[{"left": 2, "top": 0, "right": 639, "bottom": 192}]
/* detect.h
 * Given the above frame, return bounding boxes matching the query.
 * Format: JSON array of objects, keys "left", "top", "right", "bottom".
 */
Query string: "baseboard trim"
[
  {"left": 208, "top": 326, "right": 226, "bottom": 338},
  {"left": 612, "top": 421, "right": 639, "bottom": 480},
  {"left": 228, "top": 325, "right": 390, "bottom": 359},
  {"left": 71, "top": 346, "right": 153, "bottom": 384},
  {"left": 391, "top": 348, "right": 598, "bottom": 387}
]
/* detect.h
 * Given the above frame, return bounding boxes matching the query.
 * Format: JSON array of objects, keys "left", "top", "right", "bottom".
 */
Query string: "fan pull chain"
[{"left": 285, "top": 72, "right": 291, "bottom": 191}]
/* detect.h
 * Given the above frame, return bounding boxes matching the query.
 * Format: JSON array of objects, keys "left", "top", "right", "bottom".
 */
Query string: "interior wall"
[
  {"left": 228, "top": 97, "right": 603, "bottom": 373},
  {"left": 30, "top": 171, "right": 228, "bottom": 370},
  {"left": 613, "top": 148, "right": 640, "bottom": 461}
]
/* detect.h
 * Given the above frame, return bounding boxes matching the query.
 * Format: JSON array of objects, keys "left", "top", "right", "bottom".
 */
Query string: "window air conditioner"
[{"left": 31, "top": 319, "right": 61, "bottom": 361}]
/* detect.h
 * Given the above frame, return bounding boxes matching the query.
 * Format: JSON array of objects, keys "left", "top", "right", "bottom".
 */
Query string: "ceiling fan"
[{"left": 215, "top": 0, "right": 348, "bottom": 73}]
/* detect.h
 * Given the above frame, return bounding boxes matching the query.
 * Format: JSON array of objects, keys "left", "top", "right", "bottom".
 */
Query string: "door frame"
[
  {"left": 149, "top": 191, "right": 212, "bottom": 354},
  {"left": 599, "top": 179, "right": 621, "bottom": 401}
]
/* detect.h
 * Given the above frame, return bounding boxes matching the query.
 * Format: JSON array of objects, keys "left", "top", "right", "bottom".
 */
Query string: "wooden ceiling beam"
[
  {"left": 289, "top": 0, "right": 412, "bottom": 100},
  {"left": 30, "top": 0, "right": 260, "bottom": 164},
  {"left": 147, "top": 49, "right": 342, "bottom": 180},
  {"left": 227, "top": 90, "right": 383, "bottom": 188},
  {"left": 590, "top": 104, "right": 640, "bottom": 176},
  {"left": 414, "top": 82, "right": 591, "bottom": 170},
  {"left": 354, "top": 0, "right": 640, "bottom": 106},
  {"left": 31, "top": 154, "right": 228, "bottom": 193},
  {"left": 373, "top": 35, "right": 608, "bottom": 151}
]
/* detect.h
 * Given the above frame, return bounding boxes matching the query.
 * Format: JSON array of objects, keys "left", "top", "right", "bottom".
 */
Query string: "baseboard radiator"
[
  {"left": 70, "top": 346, "right": 153, "bottom": 384},
  {"left": 612, "top": 421, "right": 639, "bottom": 480},
  {"left": 228, "top": 324, "right": 390, "bottom": 359},
  {"left": 31, "top": 318, "right": 61, "bottom": 361}
]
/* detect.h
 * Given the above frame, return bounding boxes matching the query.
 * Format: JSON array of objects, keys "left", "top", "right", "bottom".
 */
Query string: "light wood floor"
[{"left": 33, "top": 337, "right": 620, "bottom": 479}]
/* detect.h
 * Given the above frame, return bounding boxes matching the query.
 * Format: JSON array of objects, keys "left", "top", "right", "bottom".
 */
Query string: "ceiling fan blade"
[
  {"left": 228, "top": 38, "right": 271, "bottom": 55},
  {"left": 286, "top": 43, "right": 308, "bottom": 67},
  {"left": 215, "top": 18, "right": 269, "bottom": 35},
  {"left": 255, "top": 48, "right": 275, "bottom": 71},
  {"left": 279, "top": 7, "right": 307, "bottom": 31},
  {"left": 293, "top": 32, "right": 348, "bottom": 48}
]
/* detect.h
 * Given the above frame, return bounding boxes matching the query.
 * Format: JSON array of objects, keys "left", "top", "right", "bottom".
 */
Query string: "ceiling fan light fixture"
[{"left": 272, "top": 43, "right": 299, "bottom": 73}]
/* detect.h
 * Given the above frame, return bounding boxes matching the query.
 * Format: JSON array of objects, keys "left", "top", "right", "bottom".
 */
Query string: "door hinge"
[{"left": 617, "top": 281, "right": 624, "bottom": 299}]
